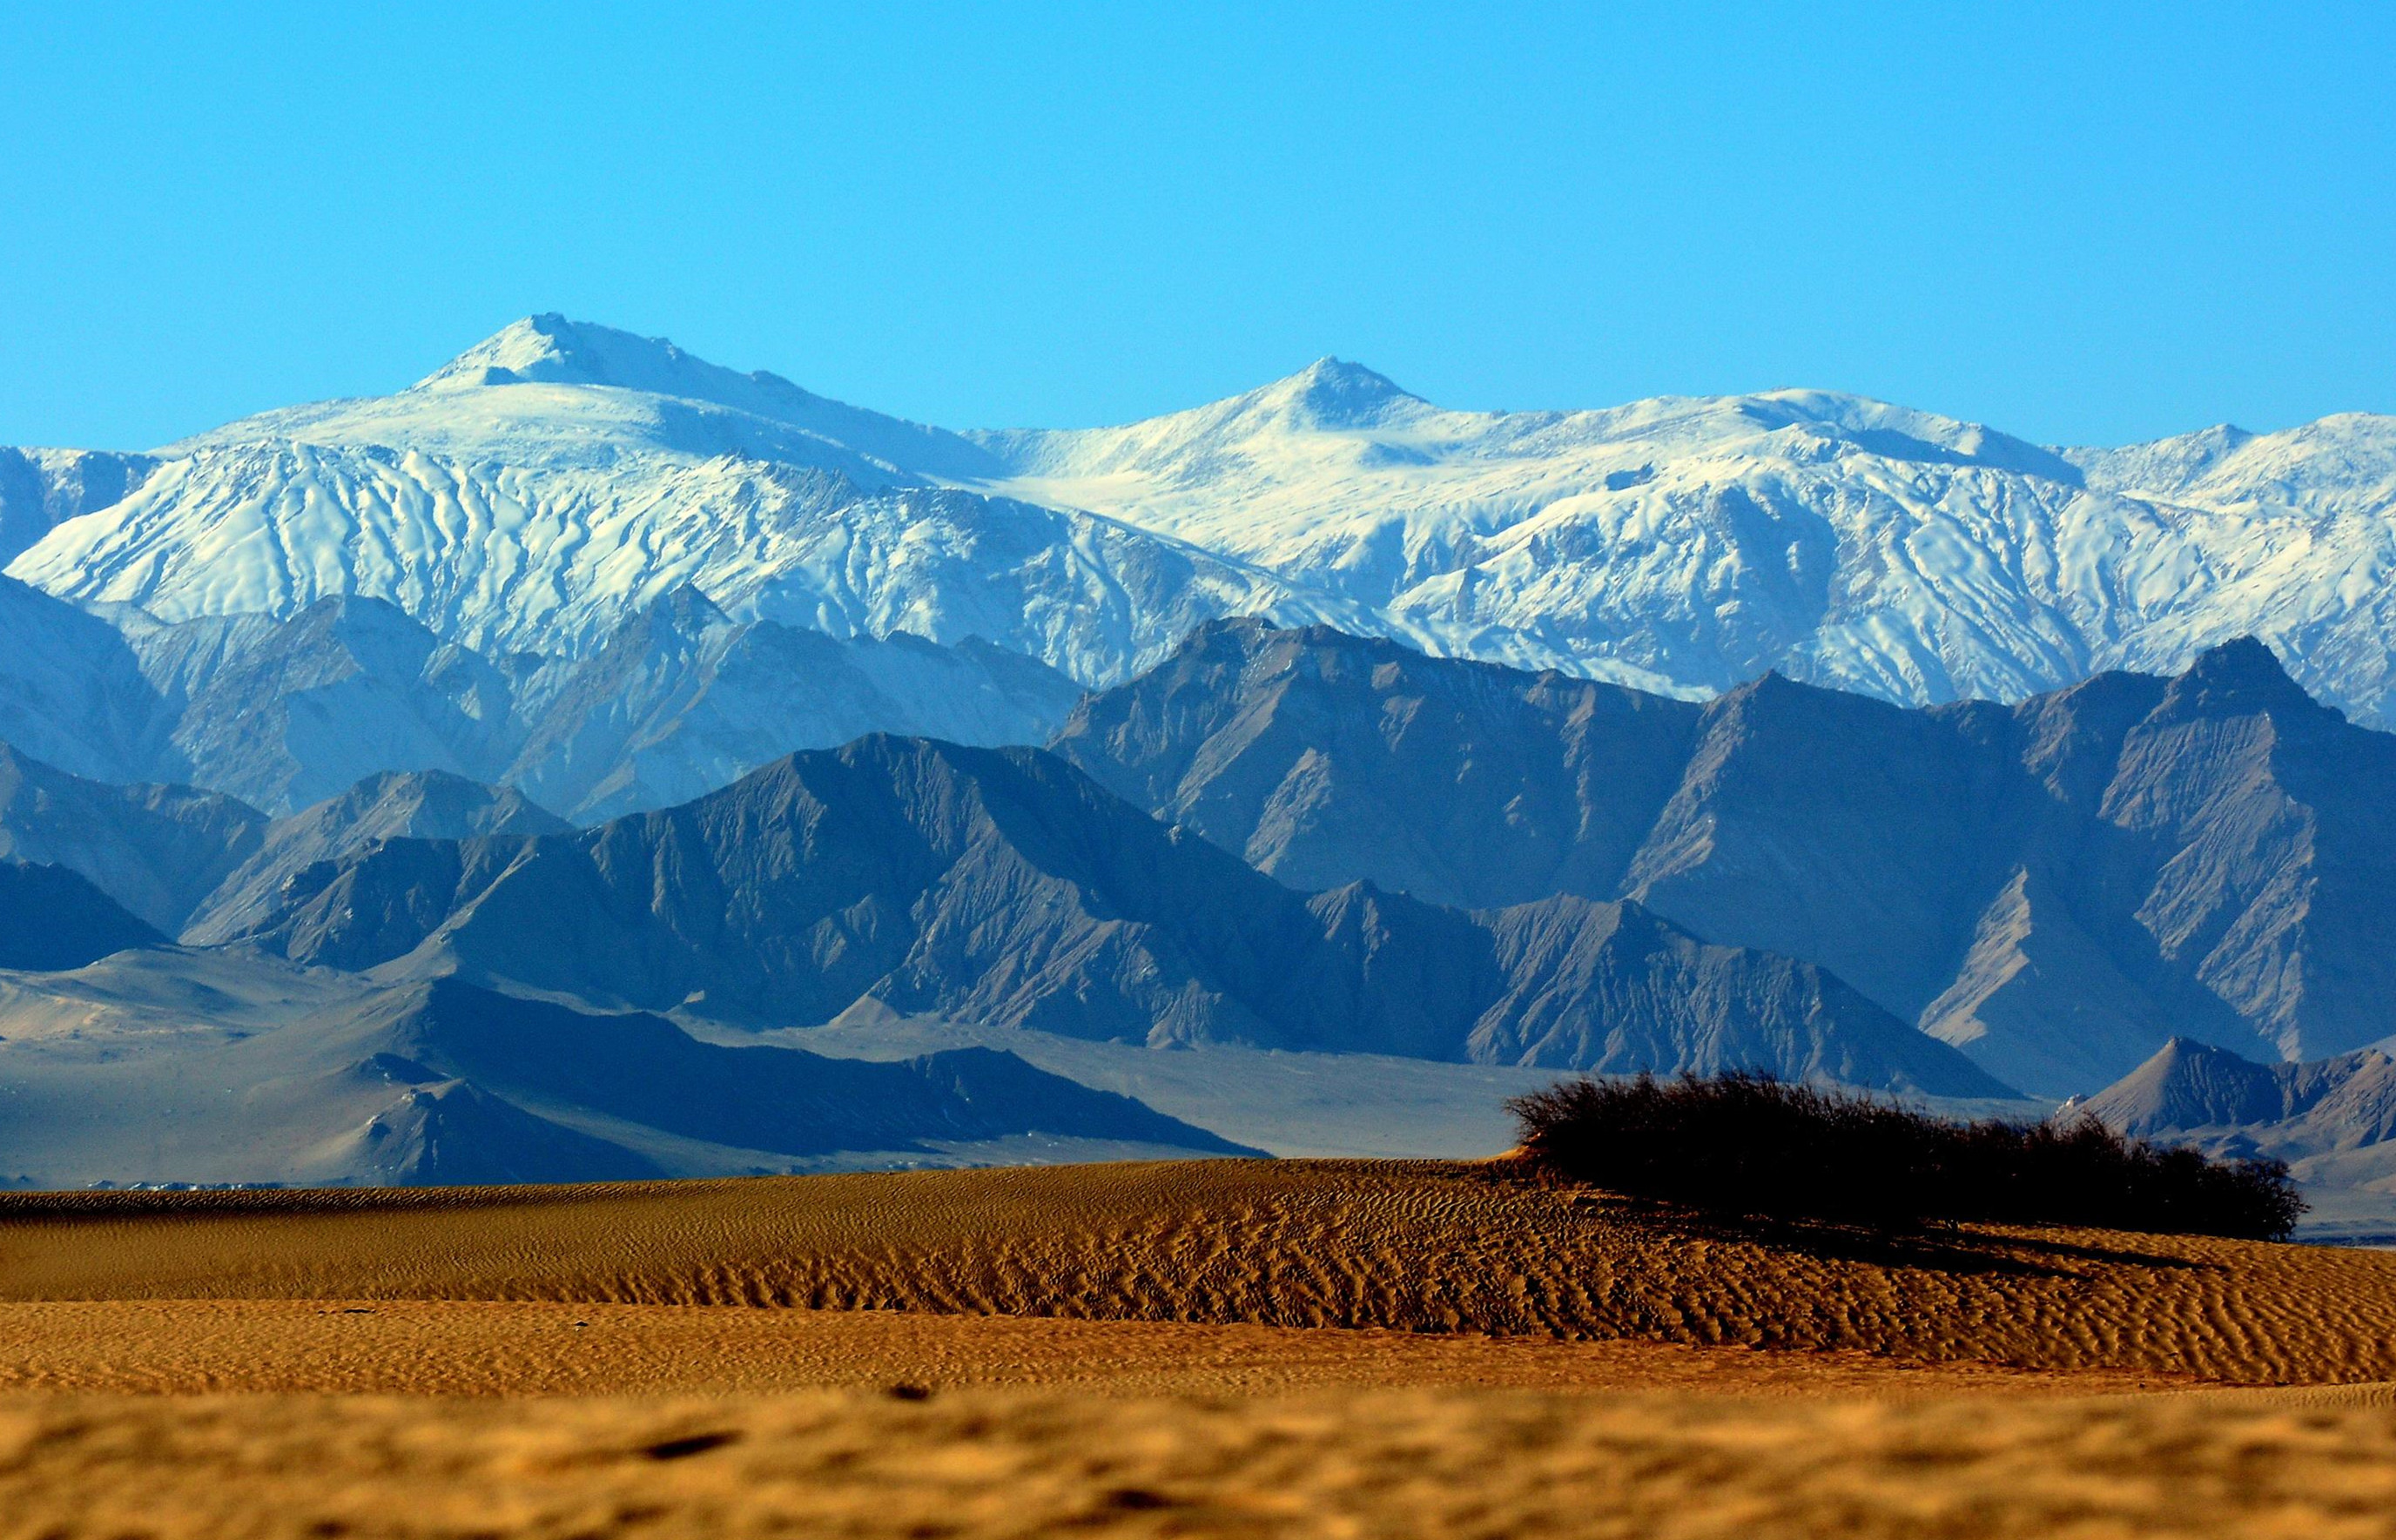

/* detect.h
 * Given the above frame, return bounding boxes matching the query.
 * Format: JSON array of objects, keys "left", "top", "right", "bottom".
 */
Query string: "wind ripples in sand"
[{"left": 10, "top": 1160, "right": 2396, "bottom": 1385}]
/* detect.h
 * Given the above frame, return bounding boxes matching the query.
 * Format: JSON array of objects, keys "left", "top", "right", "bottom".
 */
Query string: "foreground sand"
[
  {"left": 11, "top": 1385, "right": 2396, "bottom": 1538},
  {"left": 0, "top": 1298, "right": 2191, "bottom": 1399},
  {"left": 9, "top": 1160, "right": 2396, "bottom": 1537}
]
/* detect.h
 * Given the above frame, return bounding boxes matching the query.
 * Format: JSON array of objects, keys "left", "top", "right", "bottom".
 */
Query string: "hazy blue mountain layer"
[
  {"left": 1056, "top": 621, "right": 2396, "bottom": 1093},
  {"left": 219, "top": 734, "right": 2007, "bottom": 1095}
]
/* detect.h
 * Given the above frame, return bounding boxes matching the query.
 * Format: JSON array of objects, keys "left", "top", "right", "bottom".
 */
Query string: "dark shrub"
[{"left": 1506, "top": 1073, "right": 2306, "bottom": 1241}]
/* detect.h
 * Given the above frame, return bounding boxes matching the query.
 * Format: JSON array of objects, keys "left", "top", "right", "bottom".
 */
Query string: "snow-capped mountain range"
[
  {"left": 8, "top": 313, "right": 2396, "bottom": 724},
  {"left": 0, "top": 573, "right": 1079, "bottom": 818}
]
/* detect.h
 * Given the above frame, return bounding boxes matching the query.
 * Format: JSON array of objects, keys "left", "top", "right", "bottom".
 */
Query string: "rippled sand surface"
[
  {"left": 11, "top": 1160, "right": 2396, "bottom": 1382},
  {"left": 7, "top": 1160, "right": 2396, "bottom": 1537}
]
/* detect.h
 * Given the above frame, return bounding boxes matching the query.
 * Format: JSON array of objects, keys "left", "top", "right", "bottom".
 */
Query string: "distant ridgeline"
[
  {"left": 1054, "top": 620, "right": 2396, "bottom": 1101},
  {"left": 4, "top": 611, "right": 2393, "bottom": 1113},
  {"left": 0, "top": 575, "right": 1080, "bottom": 821},
  {"left": 10, "top": 314, "right": 2396, "bottom": 726},
  {"left": 3, "top": 316, "right": 2394, "bottom": 1190}
]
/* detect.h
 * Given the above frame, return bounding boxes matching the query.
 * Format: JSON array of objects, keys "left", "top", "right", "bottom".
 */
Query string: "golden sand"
[
  {"left": 10, "top": 1386, "right": 2396, "bottom": 1538},
  {"left": 0, "top": 1299, "right": 2189, "bottom": 1400},
  {"left": 7, "top": 1159, "right": 2396, "bottom": 1537},
  {"left": 10, "top": 1160, "right": 2396, "bottom": 1382}
]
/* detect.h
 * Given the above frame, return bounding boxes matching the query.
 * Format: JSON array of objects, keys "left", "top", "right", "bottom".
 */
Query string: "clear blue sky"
[{"left": 3, "top": 3, "right": 2390, "bottom": 450}]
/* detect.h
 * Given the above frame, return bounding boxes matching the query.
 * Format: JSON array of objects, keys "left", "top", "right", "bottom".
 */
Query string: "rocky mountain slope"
[
  {"left": 0, "top": 743, "right": 562, "bottom": 940},
  {"left": 0, "top": 575, "right": 1079, "bottom": 818},
  {"left": 972, "top": 362, "right": 2396, "bottom": 724},
  {"left": 178, "top": 770, "right": 570, "bottom": 945},
  {"left": 1055, "top": 621, "right": 2396, "bottom": 1095},
  {"left": 11, "top": 316, "right": 2393, "bottom": 723},
  {"left": 6, "top": 317, "right": 1362, "bottom": 680},
  {"left": 0, "top": 740, "right": 266, "bottom": 933},
  {"left": 501, "top": 586, "right": 1081, "bottom": 821},
  {"left": 218, "top": 734, "right": 2006, "bottom": 1095},
  {"left": 2073, "top": 1037, "right": 2396, "bottom": 1237},
  {"left": 2076, "top": 1037, "right": 2396, "bottom": 1153},
  {"left": 0, "top": 962, "right": 1255, "bottom": 1187},
  {"left": 0, "top": 577, "right": 177, "bottom": 786},
  {"left": 0, "top": 860, "right": 163, "bottom": 971}
]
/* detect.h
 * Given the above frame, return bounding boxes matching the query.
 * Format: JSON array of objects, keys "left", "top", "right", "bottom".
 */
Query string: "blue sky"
[{"left": 2, "top": 3, "right": 2389, "bottom": 449}]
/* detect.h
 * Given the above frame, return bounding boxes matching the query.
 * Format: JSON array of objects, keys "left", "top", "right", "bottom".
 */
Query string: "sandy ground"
[
  {"left": 0, "top": 1299, "right": 2191, "bottom": 1400},
  {"left": 10, "top": 1385, "right": 2396, "bottom": 1538},
  {"left": 10, "top": 1160, "right": 2396, "bottom": 1537},
  {"left": 12, "top": 1160, "right": 2396, "bottom": 1382}
]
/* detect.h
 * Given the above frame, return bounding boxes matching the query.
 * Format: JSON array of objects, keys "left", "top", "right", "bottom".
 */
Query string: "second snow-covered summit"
[{"left": 8, "top": 316, "right": 2396, "bottom": 723}]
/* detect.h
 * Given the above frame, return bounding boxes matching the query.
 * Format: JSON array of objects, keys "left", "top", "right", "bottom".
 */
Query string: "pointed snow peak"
[
  {"left": 413, "top": 314, "right": 777, "bottom": 398},
  {"left": 410, "top": 315, "right": 831, "bottom": 419},
  {"left": 2160, "top": 636, "right": 2330, "bottom": 723},
  {"left": 394, "top": 318, "right": 1006, "bottom": 481},
  {"left": 1253, "top": 356, "right": 1423, "bottom": 429}
]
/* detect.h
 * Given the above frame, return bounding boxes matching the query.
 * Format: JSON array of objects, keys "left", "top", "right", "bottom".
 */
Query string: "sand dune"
[
  {"left": 0, "top": 1299, "right": 2190, "bottom": 1401},
  {"left": 11, "top": 1158, "right": 2396, "bottom": 1537},
  {"left": 10, "top": 1160, "right": 2396, "bottom": 1384}
]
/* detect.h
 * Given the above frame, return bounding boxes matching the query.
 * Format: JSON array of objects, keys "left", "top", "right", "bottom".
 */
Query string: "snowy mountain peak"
[
  {"left": 1253, "top": 356, "right": 1423, "bottom": 429},
  {"left": 12, "top": 317, "right": 2396, "bottom": 731},
  {"left": 145, "top": 314, "right": 1007, "bottom": 493},
  {"left": 1733, "top": 390, "right": 2085, "bottom": 482},
  {"left": 414, "top": 313, "right": 828, "bottom": 412}
]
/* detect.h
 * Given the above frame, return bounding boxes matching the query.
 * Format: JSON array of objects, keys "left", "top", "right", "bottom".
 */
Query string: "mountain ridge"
[
  {"left": 0, "top": 962, "right": 1259, "bottom": 1187},
  {"left": 1053, "top": 619, "right": 2396, "bottom": 1094},
  {"left": 0, "top": 577, "right": 1082, "bottom": 818},
  {"left": 10, "top": 317, "right": 2396, "bottom": 723},
  {"left": 0, "top": 859, "right": 165, "bottom": 971},
  {"left": 217, "top": 732, "right": 2010, "bottom": 1096}
]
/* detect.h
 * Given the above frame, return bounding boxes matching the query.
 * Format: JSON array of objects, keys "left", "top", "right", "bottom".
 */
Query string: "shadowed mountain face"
[
  {"left": 222, "top": 735, "right": 2008, "bottom": 1096},
  {"left": 1053, "top": 621, "right": 2396, "bottom": 1095},
  {"left": 2078, "top": 1038, "right": 2396, "bottom": 1153},
  {"left": 0, "top": 576, "right": 174, "bottom": 787},
  {"left": 0, "top": 741, "right": 266, "bottom": 934},
  {"left": 180, "top": 770, "right": 573, "bottom": 945},
  {"left": 0, "top": 580, "right": 1082, "bottom": 820},
  {"left": 368, "top": 978, "right": 1255, "bottom": 1160},
  {"left": 1052, "top": 620, "right": 1703, "bottom": 904},
  {"left": 0, "top": 745, "right": 569, "bottom": 941},
  {"left": 0, "top": 860, "right": 163, "bottom": 971},
  {"left": 0, "top": 965, "right": 1256, "bottom": 1187}
]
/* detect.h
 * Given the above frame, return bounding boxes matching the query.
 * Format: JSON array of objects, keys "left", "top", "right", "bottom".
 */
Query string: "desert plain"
[{"left": 5, "top": 1158, "right": 2396, "bottom": 1537}]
